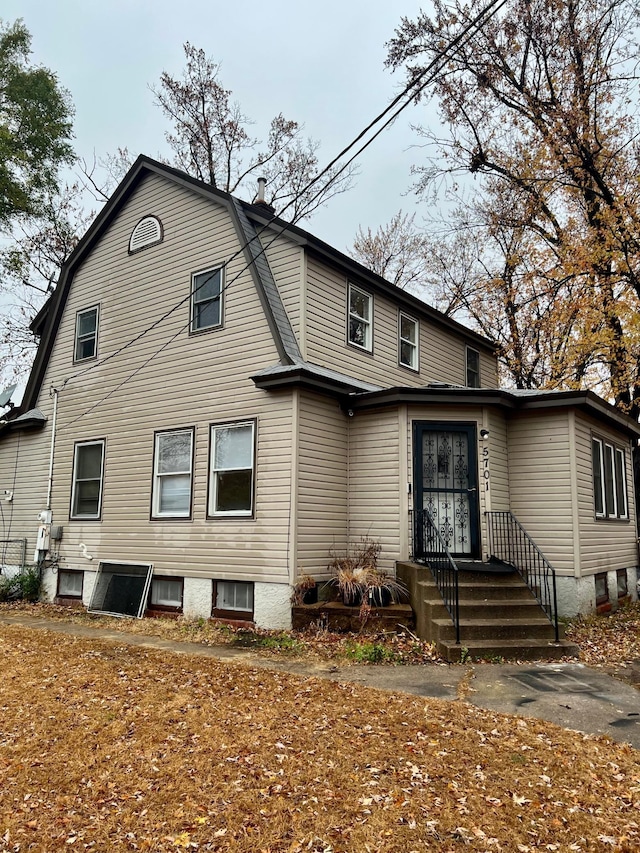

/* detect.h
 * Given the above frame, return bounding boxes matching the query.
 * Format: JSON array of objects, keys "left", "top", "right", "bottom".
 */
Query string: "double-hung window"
[
  {"left": 466, "top": 346, "right": 480, "bottom": 388},
  {"left": 191, "top": 267, "right": 223, "bottom": 332},
  {"left": 71, "top": 440, "right": 105, "bottom": 519},
  {"left": 152, "top": 429, "right": 194, "bottom": 518},
  {"left": 209, "top": 421, "right": 255, "bottom": 516},
  {"left": 348, "top": 284, "right": 372, "bottom": 351},
  {"left": 75, "top": 307, "right": 99, "bottom": 361},
  {"left": 399, "top": 312, "right": 419, "bottom": 370},
  {"left": 592, "top": 436, "right": 628, "bottom": 520}
]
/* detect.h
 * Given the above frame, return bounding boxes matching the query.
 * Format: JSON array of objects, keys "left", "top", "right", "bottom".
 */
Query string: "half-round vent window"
[{"left": 129, "top": 216, "right": 163, "bottom": 254}]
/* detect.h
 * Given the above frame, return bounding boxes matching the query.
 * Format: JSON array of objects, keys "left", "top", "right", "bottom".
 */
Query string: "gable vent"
[{"left": 129, "top": 216, "right": 163, "bottom": 254}]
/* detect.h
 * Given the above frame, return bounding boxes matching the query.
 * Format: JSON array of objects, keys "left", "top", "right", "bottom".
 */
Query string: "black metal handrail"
[
  {"left": 486, "top": 511, "right": 559, "bottom": 642},
  {"left": 413, "top": 509, "right": 460, "bottom": 644}
]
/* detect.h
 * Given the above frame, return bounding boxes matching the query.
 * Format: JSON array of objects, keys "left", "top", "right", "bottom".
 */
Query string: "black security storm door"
[{"left": 413, "top": 423, "right": 480, "bottom": 557}]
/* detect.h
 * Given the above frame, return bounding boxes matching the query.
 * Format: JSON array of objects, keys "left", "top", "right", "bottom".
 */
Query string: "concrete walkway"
[{"left": 2, "top": 613, "right": 639, "bottom": 749}]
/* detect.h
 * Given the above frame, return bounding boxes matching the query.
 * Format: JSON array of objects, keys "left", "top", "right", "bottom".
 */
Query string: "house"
[{"left": 0, "top": 155, "right": 638, "bottom": 641}]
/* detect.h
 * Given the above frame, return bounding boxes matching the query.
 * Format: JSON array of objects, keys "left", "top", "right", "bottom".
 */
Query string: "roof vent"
[{"left": 129, "top": 216, "right": 163, "bottom": 254}]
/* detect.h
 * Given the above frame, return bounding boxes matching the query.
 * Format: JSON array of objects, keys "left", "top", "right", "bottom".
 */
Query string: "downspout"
[
  {"left": 46, "top": 387, "right": 59, "bottom": 512},
  {"left": 35, "top": 387, "right": 59, "bottom": 572}
]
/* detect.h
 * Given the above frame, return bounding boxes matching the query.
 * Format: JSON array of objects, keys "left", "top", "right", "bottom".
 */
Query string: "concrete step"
[
  {"left": 457, "top": 585, "right": 537, "bottom": 602},
  {"left": 437, "top": 638, "right": 580, "bottom": 663},
  {"left": 456, "top": 599, "right": 551, "bottom": 620},
  {"left": 457, "top": 570, "right": 529, "bottom": 586},
  {"left": 396, "top": 560, "right": 576, "bottom": 662},
  {"left": 455, "top": 559, "right": 516, "bottom": 574},
  {"left": 433, "top": 617, "right": 557, "bottom": 642}
]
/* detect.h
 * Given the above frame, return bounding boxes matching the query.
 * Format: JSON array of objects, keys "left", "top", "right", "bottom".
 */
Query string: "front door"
[{"left": 414, "top": 422, "right": 480, "bottom": 557}]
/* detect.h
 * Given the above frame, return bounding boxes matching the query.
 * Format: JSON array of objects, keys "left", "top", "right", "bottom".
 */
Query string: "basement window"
[
  {"left": 89, "top": 562, "right": 153, "bottom": 618},
  {"left": 57, "top": 570, "right": 83, "bottom": 599},
  {"left": 149, "top": 576, "right": 183, "bottom": 611},
  {"left": 212, "top": 580, "right": 254, "bottom": 621},
  {"left": 617, "top": 569, "right": 628, "bottom": 599},
  {"left": 595, "top": 572, "right": 609, "bottom": 607}
]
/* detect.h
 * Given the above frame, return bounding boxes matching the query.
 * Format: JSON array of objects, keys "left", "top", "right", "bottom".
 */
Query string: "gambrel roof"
[{"left": 19, "top": 155, "right": 494, "bottom": 415}]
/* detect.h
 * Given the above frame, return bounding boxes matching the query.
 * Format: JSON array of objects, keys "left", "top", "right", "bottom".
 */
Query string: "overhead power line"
[{"left": 58, "top": 0, "right": 509, "bottom": 428}]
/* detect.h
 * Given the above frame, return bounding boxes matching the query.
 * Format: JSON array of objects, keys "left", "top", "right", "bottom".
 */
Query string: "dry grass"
[
  {"left": 1, "top": 624, "right": 639, "bottom": 852},
  {"left": 0, "top": 602, "right": 442, "bottom": 664}
]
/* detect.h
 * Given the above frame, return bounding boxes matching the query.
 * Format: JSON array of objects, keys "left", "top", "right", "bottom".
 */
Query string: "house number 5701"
[{"left": 482, "top": 445, "right": 490, "bottom": 491}]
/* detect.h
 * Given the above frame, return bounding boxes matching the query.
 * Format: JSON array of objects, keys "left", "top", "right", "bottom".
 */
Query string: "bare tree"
[
  {"left": 385, "top": 0, "right": 640, "bottom": 415},
  {"left": 0, "top": 182, "right": 97, "bottom": 385},
  {"left": 352, "top": 211, "right": 434, "bottom": 295},
  {"left": 152, "top": 43, "right": 355, "bottom": 221}
]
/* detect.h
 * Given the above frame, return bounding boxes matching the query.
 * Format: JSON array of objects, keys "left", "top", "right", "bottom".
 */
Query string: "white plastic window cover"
[
  {"left": 88, "top": 561, "right": 153, "bottom": 618},
  {"left": 216, "top": 580, "right": 254, "bottom": 611},
  {"left": 59, "top": 570, "right": 83, "bottom": 596},
  {"left": 129, "top": 216, "right": 163, "bottom": 253},
  {"left": 150, "top": 577, "right": 183, "bottom": 607}
]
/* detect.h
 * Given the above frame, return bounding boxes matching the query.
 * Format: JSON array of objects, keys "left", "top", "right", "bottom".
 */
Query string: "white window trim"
[
  {"left": 592, "top": 436, "right": 628, "bottom": 520},
  {"left": 465, "top": 346, "right": 480, "bottom": 388},
  {"left": 209, "top": 420, "right": 256, "bottom": 517},
  {"left": 347, "top": 283, "right": 373, "bottom": 352},
  {"left": 74, "top": 306, "right": 99, "bottom": 362},
  {"left": 151, "top": 429, "right": 194, "bottom": 519},
  {"left": 399, "top": 312, "right": 419, "bottom": 370},
  {"left": 70, "top": 439, "right": 105, "bottom": 520},
  {"left": 191, "top": 266, "right": 224, "bottom": 333}
]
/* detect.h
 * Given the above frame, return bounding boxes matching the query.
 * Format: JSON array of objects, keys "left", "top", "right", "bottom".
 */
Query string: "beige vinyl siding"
[
  {"left": 406, "top": 406, "right": 491, "bottom": 557},
  {"left": 507, "top": 411, "right": 574, "bottom": 575},
  {"left": 485, "top": 407, "right": 510, "bottom": 511},
  {"left": 305, "top": 256, "right": 496, "bottom": 389},
  {"left": 260, "top": 233, "right": 304, "bottom": 352},
  {"left": 0, "top": 424, "right": 51, "bottom": 558},
  {"left": 296, "top": 392, "right": 348, "bottom": 576},
  {"left": 478, "top": 350, "right": 499, "bottom": 387},
  {"left": 32, "top": 172, "right": 294, "bottom": 584},
  {"left": 348, "top": 407, "right": 402, "bottom": 574},
  {"left": 574, "top": 411, "right": 637, "bottom": 575}
]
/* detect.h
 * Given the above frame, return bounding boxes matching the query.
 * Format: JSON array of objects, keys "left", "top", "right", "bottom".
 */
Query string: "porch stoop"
[{"left": 396, "top": 561, "right": 580, "bottom": 662}]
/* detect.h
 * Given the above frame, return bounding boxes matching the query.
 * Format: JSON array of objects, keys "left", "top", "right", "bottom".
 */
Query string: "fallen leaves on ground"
[
  {"left": 566, "top": 602, "right": 640, "bottom": 677},
  {"left": 0, "top": 624, "right": 639, "bottom": 851},
  {"left": 0, "top": 602, "right": 442, "bottom": 665}
]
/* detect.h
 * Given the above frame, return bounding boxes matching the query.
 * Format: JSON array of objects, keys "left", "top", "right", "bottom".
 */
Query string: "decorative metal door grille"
[{"left": 414, "top": 424, "right": 479, "bottom": 558}]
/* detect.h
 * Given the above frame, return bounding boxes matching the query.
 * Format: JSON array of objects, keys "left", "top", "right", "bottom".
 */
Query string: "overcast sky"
[{"left": 3, "top": 0, "right": 437, "bottom": 250}]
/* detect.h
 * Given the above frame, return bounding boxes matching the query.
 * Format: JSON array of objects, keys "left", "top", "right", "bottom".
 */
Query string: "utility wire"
[
  {"left": 60, "top": 0, "right": 507, "bottom": 394},
  {"left": 58, "top": 0, "right": 508, "bottom": 426}
]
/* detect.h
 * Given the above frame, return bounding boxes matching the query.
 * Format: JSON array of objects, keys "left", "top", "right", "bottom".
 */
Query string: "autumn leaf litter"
[{"left": 1, "top": 619, "right": 639, "bottom": 852}]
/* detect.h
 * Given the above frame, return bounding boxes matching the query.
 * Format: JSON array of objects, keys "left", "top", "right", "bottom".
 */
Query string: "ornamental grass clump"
[
  {"left": 327, "top": 538, "right": 382, "bottom": 606},
  {"left": 327, "top": 539, "right": 407, "bottom": 613}
]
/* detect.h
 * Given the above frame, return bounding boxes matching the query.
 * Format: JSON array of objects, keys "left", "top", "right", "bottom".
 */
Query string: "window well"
[{"left": 89, "top": 562, "right": 153, "bottom": 618}]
